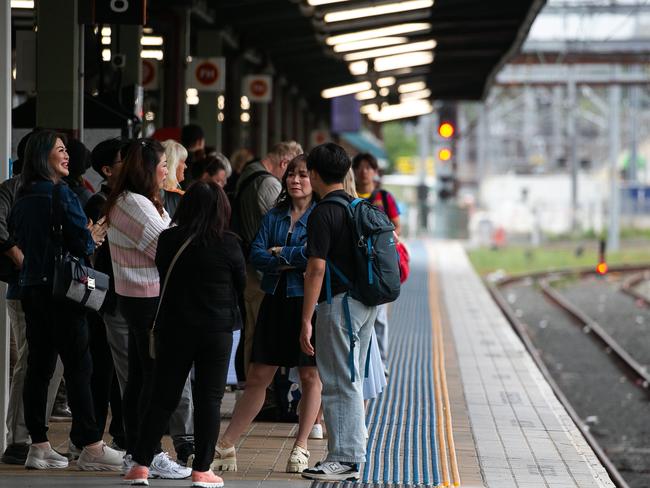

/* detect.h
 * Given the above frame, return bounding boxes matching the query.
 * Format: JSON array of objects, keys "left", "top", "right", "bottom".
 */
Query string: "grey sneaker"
[
  {"left": 25, "top": 444, "right": 69, "bottom": 469},
  {"left": 149, "top": 452, "right": 191, "bottom": 479},
  {"left": 77, "top": 442, "right": 123, "bottom": 471},
  {"left": 301, "top": 461, "right": 360, "bottom": 481}
]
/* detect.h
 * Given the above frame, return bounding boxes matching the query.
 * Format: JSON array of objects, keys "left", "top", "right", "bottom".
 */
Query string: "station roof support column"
[
  {"left": 117, "top": 24, "right": 143, "bottom": 136},
  {"left": 36, "top": 0, "right": 80, "bottom": 132},
  {"left": 0, "top": 0, "right": 12, "bottom": 455},
  {"left": 271, "top": 81, "right": 283, "bottom": 145},
  {"left": 195, "top": 30, "right": 223, "bottom": 151}
]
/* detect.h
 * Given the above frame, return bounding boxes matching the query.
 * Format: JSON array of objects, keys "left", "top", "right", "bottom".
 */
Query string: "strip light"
[
  {"left": 141, "top": 36, "right": 164, "bottom": 46},
  {"left": 355, "top": 90, "right": 377, "bottom": 101},
  {"left": 326, "top": 23, "right": 431, "bottom": 46},
  {"left": 400, "top": 88, "right": 431, "bottom": 102},
  {"left": 325, "top": 0, "right": 434, "bottom": 23},
  {"left": 360, "top": 104, "right": 379, "bottom": 115},
  {"left": 321, "top": 81, "right": 372, "bottom": 99},
  {"left": 308, "top": 0, "right": 349, "bottom": 5},
  {"left": 377, "top": 77, "right": 396, "bottom": 87},
  {"left": 398, "top": 81, "right": 427, "bottom": 93},
  {"left": 142, "top": 50, "right": 164, "bottom": 60},
  {"left": 11, "top": 0, "right": 34, "bottom": 8},
  {"left": 374, "top": 51, "right": 433, "bottom": 72},
  {"left": 333, "top": 37, "right": 408, "bottom": 53},
  {"left": 349, "top": 61, "right": 368, "bottom": 75},
  {"left": 344, "top": 40, "right": 437, "bottom": 61},
  {"left": 368, "top": 100, "right": 432, "bottom": 122}
]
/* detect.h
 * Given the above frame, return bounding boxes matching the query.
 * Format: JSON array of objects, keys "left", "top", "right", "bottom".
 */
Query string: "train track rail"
[{"left": 487, "top": 264, "right": 650, "bottom": 488}]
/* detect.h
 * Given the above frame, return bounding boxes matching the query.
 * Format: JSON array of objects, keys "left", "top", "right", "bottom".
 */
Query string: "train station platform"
[{"left": 0, "top": 241, "right": 614, "bottom": 487}]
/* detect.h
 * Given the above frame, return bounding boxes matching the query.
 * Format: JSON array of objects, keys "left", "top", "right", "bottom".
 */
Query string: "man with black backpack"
[
  {"left": 232, "top": 141, "right": 302, "bottom": 373},
  {"left": 300, "top": 143, "right": 400, "bottom": 482}
]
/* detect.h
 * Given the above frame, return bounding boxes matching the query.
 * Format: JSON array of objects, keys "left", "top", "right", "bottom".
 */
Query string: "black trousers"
[
  {"left": 21, "top": 286, "right": 100, "bottom": 447},
  {"left": 118, "top": 295, "right": 160, "bottom": 455},
  {"left": 88, "top": 311, "right": 125, "bottom": 447},
  {"left": 133, "top": 326, "right": 232, "bottom": 472}
]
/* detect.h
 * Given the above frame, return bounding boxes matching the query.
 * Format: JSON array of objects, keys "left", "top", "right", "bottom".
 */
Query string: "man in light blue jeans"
[{"left": 300, "top": 143, "right": 378, "bottom": 481}]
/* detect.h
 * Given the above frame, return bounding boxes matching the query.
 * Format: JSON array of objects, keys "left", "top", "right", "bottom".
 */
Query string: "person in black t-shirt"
[{"left": 300, "top": 143, "right": 378, "bottom": 482}]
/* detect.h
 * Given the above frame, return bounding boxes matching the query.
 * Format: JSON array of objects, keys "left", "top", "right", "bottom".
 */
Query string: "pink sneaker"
[
  {"left": 192, "top": 469, "right": 224, "bottom": 487},
  {"left": 124, "top": 465, "right": 149, "bottom": 486}
]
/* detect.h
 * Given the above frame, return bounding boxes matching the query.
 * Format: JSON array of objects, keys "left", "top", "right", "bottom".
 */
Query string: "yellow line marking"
[{"left": 427, "top": 242, "right": 461, "bottom": 487}]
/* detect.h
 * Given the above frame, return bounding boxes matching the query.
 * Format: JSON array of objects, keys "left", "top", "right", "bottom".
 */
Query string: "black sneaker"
[
  {"left": 1, "top": 443, "right": 29, "bottom": 465},
  {"left": 301, "top": 461, "right": 360, "bottom": 481},
  {"left": 175, "top": 442, "right": 195, "bottom": 467}
]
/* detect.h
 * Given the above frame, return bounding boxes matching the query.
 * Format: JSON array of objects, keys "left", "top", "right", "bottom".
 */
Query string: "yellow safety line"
[{"left": 427, "top": 242, "right": 462, "bottom": 487}]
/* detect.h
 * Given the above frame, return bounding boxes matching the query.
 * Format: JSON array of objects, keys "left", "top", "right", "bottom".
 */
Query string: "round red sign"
[
  {"left": 195, "top": 62, "right": 219, "bottom": 86},
  {"left": 250, "top": 79, "right": 268, "bottom": 97}
]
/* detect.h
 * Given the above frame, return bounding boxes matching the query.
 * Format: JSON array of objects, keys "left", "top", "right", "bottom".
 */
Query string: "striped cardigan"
[{"left": 107, "top": 191, "right": 171, "bottom": 298}]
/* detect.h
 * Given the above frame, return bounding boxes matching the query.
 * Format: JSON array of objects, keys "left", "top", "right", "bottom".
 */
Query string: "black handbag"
[
  {"left": 51, "top": 184, "right": 110, "bottom": 311},
  {"left": 0, "top": 254, "right": 18, "bottom": 283}
]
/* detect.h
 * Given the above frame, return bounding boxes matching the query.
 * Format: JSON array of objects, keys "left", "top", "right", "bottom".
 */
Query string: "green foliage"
[
  {"left": 468, "top": 245, "right": 650, "bottom": 276},
  {"left": 381, "top": 122, "right": 417, "bottom": 173}
]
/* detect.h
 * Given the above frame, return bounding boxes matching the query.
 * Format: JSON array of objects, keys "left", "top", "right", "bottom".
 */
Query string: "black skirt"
[{"left": 251, "top": 273, "right": 316, "bottom": 368}]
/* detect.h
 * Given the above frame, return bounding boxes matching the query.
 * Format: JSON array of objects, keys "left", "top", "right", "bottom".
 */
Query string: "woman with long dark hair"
[
  {"left": 213, "top": 154, "right": 321, "bottom": 474},
  {"left": 10, "top": 130, "right": 122, "bottom": 470},
  {"left": 124, "top": 181, "right": 245, "bottom": 488},
  {"left": 104, "top": 138, "right": 192, "bottom": 479}
]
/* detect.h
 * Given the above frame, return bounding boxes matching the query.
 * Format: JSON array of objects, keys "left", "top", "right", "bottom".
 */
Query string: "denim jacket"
[
  {"left": 250, "top": 203, "right": 315, "bottom": 297},
  {"left": 10, "top": 180, "right": 94, "bottom": 288}
]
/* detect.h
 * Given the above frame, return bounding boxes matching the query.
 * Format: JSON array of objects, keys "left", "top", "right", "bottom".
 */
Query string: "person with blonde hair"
[{"left": 161, "top": 140, "right": 188, "bottom": 218}]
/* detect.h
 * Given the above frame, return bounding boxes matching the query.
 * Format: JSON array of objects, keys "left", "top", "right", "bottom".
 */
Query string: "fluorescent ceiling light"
[
  {"left": 142, "top": 50, "right": 164, "bottom": 60},
  {"left": 101, "top": 37, "right": 112, "bottom": 46},
  {"left": 349, "top": 61, "right": 368, "bottom": 75},
  {"left": 377, "top": 77, "right": 396, "bottom": 87},
  {"left": 326, "top": 23, "right": 431, "bottom": 46},
  {"left": 355, "top": 90, "right": 377, "bottom": 101},
  {"left": 308, "top": 0, "right": 349, "bottom": 5},
  {"left": 368, "top": 100, "right": 432, "bottom": 122},
  {"left": 101, "top": 27, "right": 112, "bottom": 36},
  {"left": 374, "top": 51, "right": 433, "bottom": 72},
  {"left": 102, "top": 49, "right": 111, "bottom": 62},
  {"left": 344, "top": 40, "right": 437, "bottom": 61},
  {"left": 360, "top": 104, "right": 379, "bottom": 115},
  {"left": 398, "top": 81, "right": 427, "bottom": 93},
  {"left": 141, "top": 36, "right": 163, "bottom": 46},
  {"left": 379, "top": 87, "right": 390, "bottom": 97},
  {"left": 325, "top": 0, "right": 433, "bottom": 23},
  {"left": 400, "top": 88, "right": 431, "bottom": 102},
  {"left": 321, "top": 81, "right": 372, "bottom": 99},
  {"left": 11, "top": 0, "right": 34, "bottom": 8},
  {"left": 333, "top": 37, "right": 408, "bottom": 53}
]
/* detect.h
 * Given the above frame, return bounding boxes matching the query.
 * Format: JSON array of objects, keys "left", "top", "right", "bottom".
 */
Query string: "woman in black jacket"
[{"left": 124, "top": 181, "right": 245, "bottom": 488}]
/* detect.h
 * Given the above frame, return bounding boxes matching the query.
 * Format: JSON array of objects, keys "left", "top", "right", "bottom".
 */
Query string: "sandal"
[{"left": 210, "top": 444, "right": 237, "bottom": 472}]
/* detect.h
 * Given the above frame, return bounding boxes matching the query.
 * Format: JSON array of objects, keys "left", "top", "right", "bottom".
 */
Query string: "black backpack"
[
  {"left": 230, "top": 169, "right": 271, "bottom": 256},
  {"left": 324, "top": 196, "right": 401, "bottom": 307}
]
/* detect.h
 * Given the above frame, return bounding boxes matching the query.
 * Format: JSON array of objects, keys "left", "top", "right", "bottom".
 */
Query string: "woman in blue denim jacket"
[
  {"left": 9, "top": 131, "right": 123, "bottom": 471},
  {"left": 214, "top": 154, "right": 322, "bottom": 474}
]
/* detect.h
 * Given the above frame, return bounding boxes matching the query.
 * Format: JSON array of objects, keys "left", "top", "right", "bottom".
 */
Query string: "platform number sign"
[
  {"left": 243, "top": 75, "right": 273, "bottom": 103},
  {"left": 186, "top": 58, "right": 226, "bottom": 92},
  {"left": 94, "top": 0, "right": 146, "bottom": 24}
]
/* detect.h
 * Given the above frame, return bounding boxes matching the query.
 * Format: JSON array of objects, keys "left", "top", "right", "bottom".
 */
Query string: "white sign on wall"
[
  {"left": 243, "top": 75, "right": 273, "bottom": 103},
  {"left": 186, "top": 57, "right": 226, "bottom": 92}
]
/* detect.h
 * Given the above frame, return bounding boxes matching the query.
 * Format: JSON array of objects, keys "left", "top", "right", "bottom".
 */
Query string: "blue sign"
[{"left": 331, "top": 95, "right": 361, "bottom": 134}]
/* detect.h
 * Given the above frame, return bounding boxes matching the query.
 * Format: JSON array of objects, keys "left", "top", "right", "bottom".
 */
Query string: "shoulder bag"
[
  {"left": 149, "top": 233, "right": 195, "bottom": 359},
  {"left": 51, "top": 184, "right": 110, "bottom": 311}
]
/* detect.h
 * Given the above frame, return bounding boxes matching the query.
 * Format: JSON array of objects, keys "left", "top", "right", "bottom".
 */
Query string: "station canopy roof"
[{"left": 213, "top": 0, "right": 545, "bottom": 110}]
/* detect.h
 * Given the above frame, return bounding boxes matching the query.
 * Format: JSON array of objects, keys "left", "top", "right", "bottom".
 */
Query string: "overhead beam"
[
  {"left": 541, "top": 2, "right": 650, "bottom": 15},
  {"left": 496, "top": 64, "right": 650, "bottom": 86}
]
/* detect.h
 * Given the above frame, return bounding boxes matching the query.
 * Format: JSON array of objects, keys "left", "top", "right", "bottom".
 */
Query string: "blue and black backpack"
[{"left": 322, "top": 196, "right": 401, "bottom": 381}]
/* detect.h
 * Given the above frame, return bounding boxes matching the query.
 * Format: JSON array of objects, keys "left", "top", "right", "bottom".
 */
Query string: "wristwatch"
[{"left": 271, "top": 247, "right": 281, "bottom": 257}]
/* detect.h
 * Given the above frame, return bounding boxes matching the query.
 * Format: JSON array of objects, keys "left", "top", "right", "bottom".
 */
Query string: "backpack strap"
[{"left": 235, "top": 170, "right": 271, "bottom": 200}]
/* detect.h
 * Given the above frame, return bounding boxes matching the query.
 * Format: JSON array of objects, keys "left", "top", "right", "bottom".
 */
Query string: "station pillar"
[
  {"left": 36, "top": 0, "right": 80, "bottom": 132},
  {"left": 194, "top": 30, "right": 223, "bottom": 151},
  {"left": 0, "top": 0, "right": 11, "bottom": 455},
  {"left": 271, "top": 80, "right": 283, "bottom": 144}
]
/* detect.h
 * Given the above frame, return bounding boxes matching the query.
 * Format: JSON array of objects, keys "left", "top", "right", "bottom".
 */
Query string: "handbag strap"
[{"left": 152, "top": 233, "right": 195, "bottom": 331}]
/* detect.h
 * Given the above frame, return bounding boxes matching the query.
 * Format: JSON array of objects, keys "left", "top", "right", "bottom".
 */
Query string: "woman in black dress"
[{"left": 213, "top": 155, "right": 321, "bottom": 474}]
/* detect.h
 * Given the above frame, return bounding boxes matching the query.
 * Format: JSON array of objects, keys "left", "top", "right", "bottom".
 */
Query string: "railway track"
[{"left": 488, "top": 265, "right": 650, "bottom": 488}]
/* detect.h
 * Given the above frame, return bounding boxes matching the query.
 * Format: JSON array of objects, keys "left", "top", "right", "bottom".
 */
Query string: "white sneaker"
[
  {"left": 149, "top": 452, "right": 192, "bottom": 479},
  {"left": 67, "top": 440, "right": 82, "bottom": 460},
  {"left": 309, "top": 424, "right": 324, "bottom": 440},
  {"left": 301, "top": 461, "right": 360, "bottom": 481},
  {"left": 25, "top": 444, "right": 69, "bottom": 469},
  {"left": 77, "top": 442, "right": 123, "bottom": 471},
  {"left": 286, "top": 445, "right": 309, "bottom": 473},
  {"left": 122, "top": 453, "right": 136, "bottom": 475}
]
